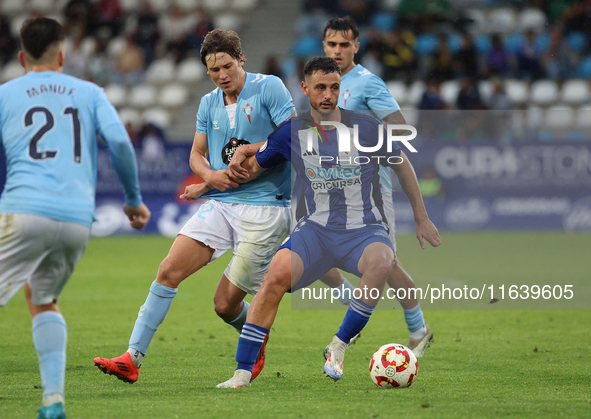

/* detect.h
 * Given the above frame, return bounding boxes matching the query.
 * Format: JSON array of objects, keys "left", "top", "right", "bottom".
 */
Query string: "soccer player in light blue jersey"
[
  {"left": 209, "top": 57, "right": 440, "bottom": 387},
  {"left": 319, "top": 16, "right": 434, "bottom": 357},
  {"left": 0, "top": 18, "right": 150, "bottom": 419},
  {"left": 94, "top": 29, "right": 295, "bottom": 383}
]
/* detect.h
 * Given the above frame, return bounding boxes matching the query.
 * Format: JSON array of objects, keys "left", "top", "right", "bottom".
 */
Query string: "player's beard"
[{"left": 311, "top": 99, "right": 337, "bottom": 116}]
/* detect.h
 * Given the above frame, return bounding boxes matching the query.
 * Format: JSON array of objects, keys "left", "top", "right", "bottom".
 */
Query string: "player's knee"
[
  {"left": 156, "top": 258, "right": 185, "bottom": 288},
  {"left": 213, "top": 299, "right": 235, "bottom": 319},
  {"left": 367, "top": 254, "right": 395, "bottom": 280},
  {"left": 262, "top": 268, "right": 291, "bottom": 294}
]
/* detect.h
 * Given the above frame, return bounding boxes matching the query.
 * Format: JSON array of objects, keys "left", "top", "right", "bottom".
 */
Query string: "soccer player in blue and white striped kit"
[
  {"left": 319, "top": 16, "right": 435, "bottom": 357},
  {"left": 214, "top": 57, "right": 440, "bottom": 387},
  {"left": 0, "top": 18, "right": 150, "bottom": 418}
]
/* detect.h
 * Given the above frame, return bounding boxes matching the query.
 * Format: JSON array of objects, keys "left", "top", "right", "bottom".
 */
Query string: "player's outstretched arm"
[
  {"left": 123, "top": 203, "right": 151, "bottom": 229},
  {"left": 228, "top": 143, "right": 265, "bottom": 180},
  {"left": 190, "top": 131, "right": 239, "bottom": 192},
  {"left": 391, "top": 152, "right": 441, "bottom": 249}
]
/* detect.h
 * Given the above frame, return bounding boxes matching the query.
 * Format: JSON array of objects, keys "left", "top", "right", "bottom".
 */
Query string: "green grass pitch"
[{"left": 1, "top": 232, "right": 590, "bottom": 418}]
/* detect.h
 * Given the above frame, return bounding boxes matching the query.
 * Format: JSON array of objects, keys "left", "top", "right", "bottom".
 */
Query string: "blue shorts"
[{"left": 278, "top": 220, "right": 395, "bottom": 292}]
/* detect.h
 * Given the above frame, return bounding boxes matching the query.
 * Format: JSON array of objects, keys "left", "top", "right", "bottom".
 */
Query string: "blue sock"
[
  {"left": 129, "top": 281, "right": 177, "bottom": 355},
  {"left": 32, "top": 311, "right": 67, "bottom": 399},
  {"left": 227, "top": 300, "right": 249, "bottom": 333},
  {"left": 403, "top": 304, "right": 425, "bottom": 333},
  {"left": 336, "top": 298, "right": 376, "bottom": 343},
  {"left": 235, "top": 323, "right": 269, "bottom": 372}
]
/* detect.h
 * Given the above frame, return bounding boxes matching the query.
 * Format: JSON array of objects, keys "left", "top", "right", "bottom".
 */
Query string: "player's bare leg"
[
  {"left": 387, "top": 260, "right": 433, "bottom": 357},
  {"left": 94, "top": 235, "right": 214, "bottom": 383},
  {"left": 213, "top": 275, "right": 247, "bottom": 323},
  {"left": 217, "top": 249, "right": 303, "bottom": 388}
]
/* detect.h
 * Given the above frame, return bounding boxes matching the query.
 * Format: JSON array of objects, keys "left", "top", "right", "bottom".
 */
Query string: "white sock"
[
  {"left": 409, "top": 325, "right": 427, "bottom": 340},
  {"left": 127, "top": 348, "right": 144, "bottom": 368}
]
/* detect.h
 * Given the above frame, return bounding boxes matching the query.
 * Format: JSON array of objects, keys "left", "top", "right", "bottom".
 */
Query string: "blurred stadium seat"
[
  {"left": 544, "top": 105, "right": 574, "bottom": 129},
  {"left": 104, "top": 84, "right": 128, "bottom": 108},
  {"left": 578, "top": 57, "right": 591, "bottom": 79},
  {"left": 567, "top": 32, "right": 587, "bottom": 53},
  {"left": 129, "top": 85, "right": 157, "bottom": 109},
  {"left": 214, "top": 13, "right": 241, "bottom": 31},
  {"left": 143, "top": 108, "right": 171, "bottom": 129},
  {"left": 120, "top": 0, "right": 141, "bottom": 12},
  {"left": 575, "top": 106, "right": 591, "bottom": 129},
  {"left": 292, "top": 35, "right": 323, "bottom": 57},
  {"left": 145, "top": 59, "right": 176, "bottom": 85},
  {"left": 159, "top": 83, "right": 189, "bottom": 109},
  {"left": 386, "top": 81, "right": 407, "bottom": 104},
  {"left": 414, "top": 33, "right": 438, "bottom": 56},
  {"left": 204, "top": 0, "right": 227, "bottom": 14},
  {"left": 440, "top": 80, "right": 461, "bottom": 105},
  {"left": 148, "top": 0, "right": 170, "bottom": 14},
  {"left": 0, "top": 0, "right": 25, "bottom": 14},
  {"left": 560, "top": 80, "right": 590, "bottom": 105},
  {"left": 1, "top": 61, "right": 24, "bottom": 83},
  {"left": 369, "top": 12, "right": 397, "bottom": 32},
  {"left": 518, "top": 8, "right": 547, "bottom": 32},
  {"left": 478, "top": 80, "right": 493, "bottom": 103},
  {"left": 466, "top": 9, "right": 488, "bottom": 33},
  {"left": 530, "top": 80, "right": 558, "bottom": 105},
  {"left": 231, "top": 0, "right": 258, "bottom": 12},
  {"left": 118, "top": 108, "right": 142, "bottom": 130},
  {"left": 489, "top": 8, "right": 517, "bottom": 33},
  {"left": 176, "top": 58, "right": 206, "bottom": 84},
  {"left": 408, "top": 80, "right": 426, "bottom": 106},
  {"left": 505, "top": 79, "right": 528, "bottom": 105}
]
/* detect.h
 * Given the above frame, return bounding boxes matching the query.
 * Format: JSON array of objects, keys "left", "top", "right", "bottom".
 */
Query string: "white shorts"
[
  {"left": 178, "top": 200, "right": 290, "bottom": 295},
  {"left": 0, "top": 213, "right": 90, "bottom": 306},
  {"left": 382, "top": 193, "right": 397, "bottom": 254}
]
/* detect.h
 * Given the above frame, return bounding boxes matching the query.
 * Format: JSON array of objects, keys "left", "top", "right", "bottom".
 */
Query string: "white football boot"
[
  {"left": 408, "top": 326, "right": 433, "bottom": 358},
  {"left": 323, "top": 335, "right": 348, "bottom": 381},
  {"left": 323, "top": 333, "right": 360, "bottom": 360},
  {"left": 216, "top": 369, "right": 252, "bottom": 388}
]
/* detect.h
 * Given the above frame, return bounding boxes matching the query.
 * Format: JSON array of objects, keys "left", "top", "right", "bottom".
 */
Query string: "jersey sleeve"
[
  {"left": 94, "top": 87, "right": 143, "bottom": 207},
  {"left": 196, "top": 95, "right": 209, "bottom": 134},
  {"left": 365, "top": 75, "right": 401, "bottom": 121},
  {"left": 255, "top": 123, "right": 291, "bottom": 168},
  {"left": 262, "top": 76, "right": 296, "bottom": 126}
]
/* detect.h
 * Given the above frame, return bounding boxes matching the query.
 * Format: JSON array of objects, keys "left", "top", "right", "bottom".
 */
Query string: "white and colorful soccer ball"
[{"left": 369, "top": 343, "right": 418, "bottom": 388}]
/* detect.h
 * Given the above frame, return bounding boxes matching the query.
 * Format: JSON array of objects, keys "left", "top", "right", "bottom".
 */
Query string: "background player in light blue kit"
[
  {"left": 0, "top": 18, "right": 150, "bottom": 419},
  {"left": 319, "top": 16, "right": 434, "bottom": 357},
  {"left": 94, "top": 29, "right": 295, "bottom": 383},
  {"left": 211, "top": 57, "right": 440, "bottom": 388}
]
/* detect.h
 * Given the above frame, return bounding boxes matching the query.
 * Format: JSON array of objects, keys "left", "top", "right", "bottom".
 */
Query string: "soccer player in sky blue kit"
[
  {"left": 94, "top": 29, "right": 295, "bottom": 383},
  {"left": 0, "top": 18, "right": 150, "bottom": 419},
  {"left": 319, "top": 16, "right": 435, "bottom": 357},
  {"left": 209, "top": 57, "right": 440, "bottom": 387}
]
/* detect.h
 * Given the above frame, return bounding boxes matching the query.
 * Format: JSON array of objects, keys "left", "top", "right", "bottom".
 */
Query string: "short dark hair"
[
  {"left": 323, "top": 16, "right": 360, "bottom": 40},
  {"left": 303, "top": 56, "right": 341, "bottom": 79},
  {"left": 200, "top": 28, "right": 244, "bottom": 66},
  {"left": 20, "top": 17, "right": 65, "bottom": 61}
]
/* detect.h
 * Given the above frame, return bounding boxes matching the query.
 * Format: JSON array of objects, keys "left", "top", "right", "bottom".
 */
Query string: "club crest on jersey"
[
  {"left": 222, "top": 138, "right": 251, "bottom": 164},
  {"left": 243, "top": 103, "right": 253, "bottom": 123},
  {"left": 342, "top": 89, "right": 351, "bottom": 107}
]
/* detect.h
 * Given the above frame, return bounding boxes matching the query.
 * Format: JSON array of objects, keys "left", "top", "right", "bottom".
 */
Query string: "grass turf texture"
[{"left": 1, "top": 232, "right": 590, "bottom": 418}]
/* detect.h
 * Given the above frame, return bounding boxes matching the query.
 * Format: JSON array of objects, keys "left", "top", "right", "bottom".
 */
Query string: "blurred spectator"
[
  {"left": 286, "top": 59, "right": 310, "bottom": 111},
  {"left": 487, "top": 78, "right": 511, "bottom": 110},
  {"left": 453, "top": 33, "right": 479, "bottom": 80},
  {"left": 138, "top": 123, "right": 166, "bottom": 161},
  {"left": 93, "top": 0, "right": 123, "bottom": 39},
  {"left": 486, "top": 34, "right": 509, "bottom": 77},
  {"left": 63, "top": 38, "right": 89, "bottom": 79},
  {"left": 418, "top": 167, "right": 445, "bottom": 200},
  {"left": 382, "top": 30, "right": 417, "bottom": 82},
  {"left": 302, "top": 0, "right": 340, "bottom": 15},
  {"left": 340, "top": 0, "right": 379, "bottom": 25},
  {"left": 132, "top": 2, "right": 160, "bottom": 65},
  {"left": 126, "top": 122, "right": 139, "bottom": 145},
  {"left": 517, "top": 30, "right": 544, "bottom": 80},
  {"left": 114, "top": 36, "right": 146, "bottom": 86},
  {"left": 419, "top": 77, "right": 446, "bottom": 110},
  {"left": 0, "top": 12, "right": 16, "bottom": 66},
  {"left": 160, "top": 5, "right": 191, "bottom": 63},
  {"left": 264, "top": 55, "right": 283, "bottom": 79},
  {"left": 429, "top": 35, "right": 454, "bottom": 81},
  {"left": 544, "top": 25, "right": 573, "bottom": 80},
  {"left": 87, "top": 39, "right": 113, "bottom": 87},
  {"left": 187, "top": 7, "right": 214, "bottom": 54},
  {"left": 63, "top": 0, "right": 93, "bottom": 37},
  {"left": 561, "top": 0, "right": 591, "bottom": 39},
  {"left": 456, "top": 77, "right": 483, "bottom": 110},
  {"left": 358, "top": 27, "right": 385, "bottom": 78},
  {"left": 397, "top": 0, "right": 450, "bottom": 31}
]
